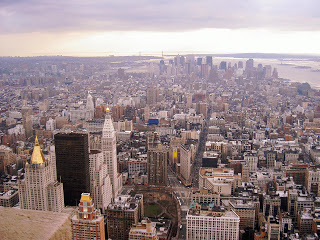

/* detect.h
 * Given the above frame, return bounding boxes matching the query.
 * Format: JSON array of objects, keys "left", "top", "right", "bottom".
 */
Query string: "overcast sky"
[{"left": 1, "top": 0, "right": 320, "bottom": 56}]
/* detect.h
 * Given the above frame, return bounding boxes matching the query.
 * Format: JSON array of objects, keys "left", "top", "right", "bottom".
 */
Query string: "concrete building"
[
  {"left": 263, "top": 195, "right": 281, "bottom": 218},
  {"left": 147, "top": 87, "right": 159, "bottom": 105},
  {"left": 265, "top": 151, "right": 276, "bottom": 169},
  {"left": 297, "top": 209, "right": 313, "bottom": 235},
  {"left": 129, "top": 219, "right": 159, "bottom": 240},
  {"left": 18, "top": 137, "right": 64, "bottom": 212},
  {"left": 0, "top": 145, "right": 17, "bottom": 176},
  {"left": 128, "top": 158, "right": 147, "bottom": 176},
  {"left": 305, "top": 168, "right": 320, "bottom": 195},
  {"left": 186, "top": 203, "right": 240, "bottom": 240},
  {"left": 0, "top": 189, "right": 19, "bottom": 207},
  {"left": 180, "top": 144, "right": 192, "bottom": 185},
  {"left": 147, "top": 140, "right": 168, "bottom": 186},
  {"left": 267, "top": 216, "right": 280, "bottom": 240},
  {"left": 106, "top": 194, "right": 144, "bottom": 240},
  {"left": 244, "top": 153, "right": 258, "bottom": 172},
  {"left": 71, "top": 193, "right": 105, "bottom": 240},
  {"left": 229, "top": 199, "right": 255, "bottom": 230},
  {"left": 191, "top": 188, "right": 220, "bottom": 206},
  {"left": 199, "top": 167, "right": 241, "bottom": 196}
]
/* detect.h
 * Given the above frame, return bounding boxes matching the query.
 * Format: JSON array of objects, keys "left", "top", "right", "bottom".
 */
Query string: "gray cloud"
[{"left": 1, "top": 0, "right": 320, "bottom": 34}]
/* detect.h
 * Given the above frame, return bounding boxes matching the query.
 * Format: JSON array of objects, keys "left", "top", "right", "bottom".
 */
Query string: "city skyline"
[{"left": 1, "top": 0, "right": 320, "bottom": 56}]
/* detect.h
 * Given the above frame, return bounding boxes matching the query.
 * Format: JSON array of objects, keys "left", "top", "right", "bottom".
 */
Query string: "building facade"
[
  {"left": 147, "top": 141, "right": 168, "bottom": 186},
  {"left": 106, "top": 194, "right": 144, "bottom": 240},
  {"left": 89, "top": 150, "right": 113, "bottom": 214},
  {"left": 186, "top": 204, "right": 240, "bottom": 240}
]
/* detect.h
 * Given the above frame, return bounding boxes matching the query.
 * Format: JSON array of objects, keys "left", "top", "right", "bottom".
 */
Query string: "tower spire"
[
  {"left": 106, "top": 102, "right": 110, "bottom": 113},
  {"left": 30, "top": 136, "right": 46, "bottom": 164}
]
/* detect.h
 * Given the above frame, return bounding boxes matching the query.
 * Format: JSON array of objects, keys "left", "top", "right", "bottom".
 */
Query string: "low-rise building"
[
  {"left": 187, "top": 203, "right": 240, "bottom": 240},
  {"left": 0, "top": 189, "right": 19, "bottom": 207}
]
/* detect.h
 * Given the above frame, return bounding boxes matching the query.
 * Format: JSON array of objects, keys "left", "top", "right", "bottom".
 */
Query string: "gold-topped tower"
[
  {"left": 19, "top": 137, "right": 65, "bottom": 212},
  {"left": 30, "top": 136, "right": 46, "bottom": 164}
]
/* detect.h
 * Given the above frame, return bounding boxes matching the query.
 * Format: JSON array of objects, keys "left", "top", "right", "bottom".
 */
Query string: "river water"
[{"left": 212, "top": 57, "right": 320, "bottom": 89}]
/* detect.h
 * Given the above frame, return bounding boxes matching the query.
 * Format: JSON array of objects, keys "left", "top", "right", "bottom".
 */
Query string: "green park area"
[{"left": 144, "top": 203, "right": 163, "bottom": 217}]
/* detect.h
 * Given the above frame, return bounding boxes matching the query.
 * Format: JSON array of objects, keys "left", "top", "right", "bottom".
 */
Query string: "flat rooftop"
[{"left": 0, "top": 207, "right": 71, "bottom": 240}]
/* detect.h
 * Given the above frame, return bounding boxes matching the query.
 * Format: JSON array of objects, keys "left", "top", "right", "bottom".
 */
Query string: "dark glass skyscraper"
[
  {"left": 206, "top": 56, "right": 213, "bottom": 68},
  {"left": 54, "top": 132, "right": 90, "bottom": 206}
]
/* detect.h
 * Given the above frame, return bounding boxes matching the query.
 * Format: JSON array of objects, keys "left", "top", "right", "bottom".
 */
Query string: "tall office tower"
[
  {"left": 111, "top": 104, "right": 124, "bottom": 121},
  {"left": 219, "top": 61, "right": 227, "bottom": 71},
  {"left": 86, "top": 93, "right": 95, "bottom": 119},
  {"left": 201, "top": 64, "right": 209, "bottom": 79},
  {"left": 196, "top": 57, "right": 203, "bottom": 66},
  {"left": 180, "top": 144, "right": 192, "bottom": 185},
  {"left": 144, "top": 105, "right": 150, "bottom": 122},
  {"left": 206, "top": 56, "right": 213, "bottom": 68},
  {"left": 89, "top": 150, "right": 112, "bottom": 213},
  {"left": 264, "top": 65, "right": 272, "bottom": 79},
  {"left": 245, "top": 58, "right": 254, "bottom": 70},
  {"left": 159, "top": 60, "right": 166, "bottom": 75},
  {"left": 180, "top": 55, "right": 185, "bottom": 66},
  {"left": 272, "top": 68, "right": 278, "bottom": 79},
  {"left": 102, "top": 105, "right": 122, "bottom": 197},
  {"left": 147, "top": 139, "right": 168, "bottom": 186},
  {"left": 71, "top": 193, "right": 105, "bottom": 240},
  {"left": 18, "top": 137, "right": 64, "bottom": 212},
  {"left": 146, "top": 87, "right": 159, "bottom": 105},
  {"left": 22, "top": 106, "right": 33, "bottom": 138},
  {"left": 186, "top": 93, "right": 193, "bottom": 108},
  {"left": 187, "top": 203, "right": 240, "bottom": 240},
  {"left": 106, "top": 194, "right": 144, "bottom": 240},
  {"left": 55, "top": 132, "right": 90, "bottom": 206}
]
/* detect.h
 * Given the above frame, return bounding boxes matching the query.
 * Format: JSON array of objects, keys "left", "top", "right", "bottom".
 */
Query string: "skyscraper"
[
  {"left": 55, "top": 132, "right": 90, "bottom": 206},
  {"left": 102, "top": 104, "right": 122, "bottom": 197},
  {"left": 147, "top": 137, "right": 168, "bottom": 186},
  {"left": 245, "top": 58, "right": 254, "bottom": 70},
  {"left": 18, "top": 137, "right": 64, "bottom": 212},
  {"left": 219, "top": 61, "right": 227, "bottom": 71},
  {"left": 89, "top": 150, "right": 112, "bottom": 213},
  {"left": 206, "top": 56, "right": 213, "bottom": 68},
  {"left": 71, "top": 193, "right": 105, "bottom": 240}
]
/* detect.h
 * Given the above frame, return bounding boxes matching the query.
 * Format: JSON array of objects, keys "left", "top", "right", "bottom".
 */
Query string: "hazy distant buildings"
[
  {"left": 55, "top": 132, "right": 90, "bottom": 206},
  {"left": 147, "top": 87, "right": 159, "bottom": 105},
  {"left": 70, "top": 93, "right": 95, "bottom": 122}
]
